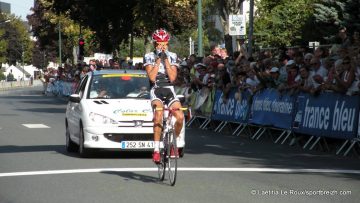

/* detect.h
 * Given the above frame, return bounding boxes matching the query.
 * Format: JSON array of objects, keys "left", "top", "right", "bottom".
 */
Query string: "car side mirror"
[{"left": 69, "top": 94, "right": 81, "bottom": 103}]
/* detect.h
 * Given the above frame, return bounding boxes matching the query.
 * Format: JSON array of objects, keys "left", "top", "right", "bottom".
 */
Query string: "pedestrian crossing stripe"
[{"left": 22, "top": 124, "right": 50, "bottom": 128}]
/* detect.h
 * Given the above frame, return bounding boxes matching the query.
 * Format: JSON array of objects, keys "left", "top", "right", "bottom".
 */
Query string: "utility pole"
[
  {"left": 22, "top": 44, "right": 24, "bottom": 82},
  {"left": 130, "top": 33, "right": 134, "bottom": 60},
  {"left": 197, "top": 0, "right": 203, "bottom": 57},
  {"left": 58, "top": 21, "right": 62, "bottom": 67},
  {"left": 248, "top": 0, "right": 254, "bottom": 57}
]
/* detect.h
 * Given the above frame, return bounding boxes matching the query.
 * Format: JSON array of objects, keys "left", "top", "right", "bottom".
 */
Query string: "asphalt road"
[{"left": 0, "top": 85, "right": 359, "bottom": 203}]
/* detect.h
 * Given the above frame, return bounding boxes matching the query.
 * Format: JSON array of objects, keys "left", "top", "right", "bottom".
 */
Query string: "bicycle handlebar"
[{"left": 155, "top": 107, "right": 188, "bottom": 111}]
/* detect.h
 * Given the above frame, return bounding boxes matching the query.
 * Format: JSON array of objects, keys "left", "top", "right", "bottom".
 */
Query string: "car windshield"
[{"left": 88, "top": 73, "right": 150, "bottom": 99}]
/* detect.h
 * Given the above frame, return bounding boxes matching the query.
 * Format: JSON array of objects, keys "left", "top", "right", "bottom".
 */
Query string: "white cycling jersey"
[{"left": 144, "top": 50, "right": 179, "bottom": 87}]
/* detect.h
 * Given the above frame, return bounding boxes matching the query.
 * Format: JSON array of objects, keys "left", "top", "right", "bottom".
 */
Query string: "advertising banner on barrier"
[
  {"left": 358, "top": 111, "right": 360, "bottom": 138},
  {"left": 211, "top": 88, "right": 250, "bottom": 123},
  {"left": 249, "top": 89, "right": 295, "bottom": 129},
  {"left": 293, "top": 92, "right": 359, "bottom": 139}
]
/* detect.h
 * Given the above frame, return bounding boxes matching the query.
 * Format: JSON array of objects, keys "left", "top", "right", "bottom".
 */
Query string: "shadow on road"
[
  {"left": 184, "top": 127, "right": 360, "bottom": 180},
  {"left": 16, "top": 107, "right": 66, "bottom": 114},
  {"left": 0, "top": 145, "right": 151, "bottom": 159},
  {"left": 101, "top": 171, "right": 163, "bottom": 185}
]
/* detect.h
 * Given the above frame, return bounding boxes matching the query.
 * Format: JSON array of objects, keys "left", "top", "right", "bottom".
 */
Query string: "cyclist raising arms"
[{"left": 144, "top": 28, "right": 184, "bottom": 163}]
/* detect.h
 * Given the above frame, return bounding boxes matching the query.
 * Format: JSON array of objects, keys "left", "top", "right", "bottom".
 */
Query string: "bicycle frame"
[{"left": 155, "top": 105, "right": 186, "bottom": 186}]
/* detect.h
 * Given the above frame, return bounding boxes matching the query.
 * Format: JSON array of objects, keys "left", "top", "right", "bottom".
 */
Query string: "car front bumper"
[{"left": 83, "top": 126, "right": 185, "bottom": 149}]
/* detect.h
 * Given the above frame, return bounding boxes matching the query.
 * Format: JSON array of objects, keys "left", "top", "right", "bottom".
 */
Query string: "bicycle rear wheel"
[{"left": 167, "top": 127, "right": 178, "bottom": 186}]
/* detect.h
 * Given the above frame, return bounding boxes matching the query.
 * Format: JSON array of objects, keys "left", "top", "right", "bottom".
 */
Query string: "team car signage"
[{"left": 113, "top": 108, "right": 152, "bottom": 117}]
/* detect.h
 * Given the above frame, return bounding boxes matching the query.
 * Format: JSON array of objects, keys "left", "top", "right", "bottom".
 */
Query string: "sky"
[{"left": 1, "top": 0, "right": 34, "bottom": 21}]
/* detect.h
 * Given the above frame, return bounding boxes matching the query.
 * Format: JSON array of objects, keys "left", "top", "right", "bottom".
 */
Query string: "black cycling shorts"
[{"left": 150, "top": 86, "right": 179, "bottom": 107}]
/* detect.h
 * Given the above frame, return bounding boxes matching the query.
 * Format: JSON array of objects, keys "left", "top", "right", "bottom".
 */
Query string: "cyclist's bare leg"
[
  {"left": 169, "top": 101, "right": 184, "bottom": 138},
  {"left": 152, "top": 100, "right": 163, "bottom": 151}
]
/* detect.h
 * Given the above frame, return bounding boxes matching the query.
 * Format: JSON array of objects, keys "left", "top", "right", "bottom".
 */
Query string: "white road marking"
[
  {"left": 22, "top": 124, "right": 50, "bottom": 128},
  {"left": 1, "top": 168, "right": 360, "bottom": 177}
]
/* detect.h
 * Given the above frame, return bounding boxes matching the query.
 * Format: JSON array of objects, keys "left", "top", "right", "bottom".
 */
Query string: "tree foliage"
[
  {"left": 0, "top": 28, "right": 7, "bottom": 64},
  {"left": 306, "top": 0, "right": 360, "bottom": 43},
  {"left": 0, "top": 13, "right": 33, "bottom": 65},
  {"left": 0, "top": 71, "right": 5, "bottom": 80},
  {"left": 253, "top": 0, "right": 314, "bottom": 47},
  {"left": 28, "top": 0, "right": 98, "bottom": 67},
  {"left": 51, "top": 0, "right": 197, "bottom": 53},
  {"left": 253, "top": 0, "right": 360, "bottom": 47}
]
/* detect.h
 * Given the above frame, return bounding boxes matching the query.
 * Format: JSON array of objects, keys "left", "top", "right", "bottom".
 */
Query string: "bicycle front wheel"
[
  {"left": 167, "top": 127, "right": 178, "bottom": 186},
  {"left": 157, "top": 148, "right": 166, "bottom": 181}
]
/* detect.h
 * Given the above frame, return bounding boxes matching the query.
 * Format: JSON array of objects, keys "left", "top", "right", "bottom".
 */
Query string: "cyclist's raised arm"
[{"left": 165, "top": 53, "right": 178, "bottom": 83}]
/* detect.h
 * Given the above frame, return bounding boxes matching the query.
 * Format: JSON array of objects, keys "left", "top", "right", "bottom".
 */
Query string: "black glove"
[{"left": 158, "top": 51, "right": 167, "bottom": 61}]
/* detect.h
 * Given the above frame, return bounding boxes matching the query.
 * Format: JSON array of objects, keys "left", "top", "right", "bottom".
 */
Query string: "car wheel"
[
  {"left": 66, "top": 123, "right": 78, "bottom": 152},
  {"left": 79, "top": 125, "right": 91, "bottom": 158}
]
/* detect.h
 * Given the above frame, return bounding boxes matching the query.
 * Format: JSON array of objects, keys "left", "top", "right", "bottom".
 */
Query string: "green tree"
[
  {"left": 253, "top": 0, "right": 314, "bottom": 48},
  {"left": 303, "top": 0, "right": 360, "bottom": 43},
  {"left": 0, "top": 71, "right": 6, "bottom": 80},
  {"left": 0, "top": 13, "right": 33, "bottom": 65},
  {"left": 0, "top": 28, "right": 8, "bottom": 64},
  {"left": 6, "top": 72, "right": 14, "bottom": 81},
  {"left": 51, "top": 0, "right": 197, "bottom": 53},
  {"left": 118, "top": 37, "right": 146, "bottom": 59},
  {"left": 28, "top": 0, "right": 98, "bottom": 67}
]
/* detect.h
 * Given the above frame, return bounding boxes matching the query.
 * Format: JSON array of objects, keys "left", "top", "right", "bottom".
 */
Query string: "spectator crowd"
[{"left": 42, "top": 28, "right": 360, "bottom": 116}]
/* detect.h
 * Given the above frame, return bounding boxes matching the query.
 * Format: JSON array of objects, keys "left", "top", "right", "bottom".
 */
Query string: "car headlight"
[{"left": 89, "top": 112, "right": 118, "bottom": 124}]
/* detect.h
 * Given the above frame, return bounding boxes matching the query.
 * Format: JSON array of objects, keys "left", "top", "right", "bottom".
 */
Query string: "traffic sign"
[{"left": 229, "top": 14, "right": 246, "bottom": 36}]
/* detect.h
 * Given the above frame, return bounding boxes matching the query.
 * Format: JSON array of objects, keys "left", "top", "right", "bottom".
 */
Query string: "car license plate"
[{"left": 121, "top": 141, "right": 154, "bottom": 149}]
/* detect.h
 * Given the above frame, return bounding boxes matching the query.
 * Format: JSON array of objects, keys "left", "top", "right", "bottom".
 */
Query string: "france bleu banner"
[
  {"left": 249, "top": 89, "right": 295, "bottom": 129},
  {"left": 211, "top": 88, "right": 250, "bottom": 123},
  {"left": 293, "top": 92, "right": 359, "bottom": 139}
]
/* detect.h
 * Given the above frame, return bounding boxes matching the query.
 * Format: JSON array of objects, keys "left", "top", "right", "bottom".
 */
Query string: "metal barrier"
[{"left": 0, "top": 80, "right": 32, "bottom": 90}]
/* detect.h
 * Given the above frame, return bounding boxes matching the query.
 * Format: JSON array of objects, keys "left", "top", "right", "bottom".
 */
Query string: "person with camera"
[{"left": 144, "top": 28, "right": 184, "bottom": 163}]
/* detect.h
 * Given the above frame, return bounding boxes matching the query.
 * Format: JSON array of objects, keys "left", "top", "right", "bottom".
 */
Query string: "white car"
[{"left": 65, "top": 70, "right": 185, "bottom": 157}]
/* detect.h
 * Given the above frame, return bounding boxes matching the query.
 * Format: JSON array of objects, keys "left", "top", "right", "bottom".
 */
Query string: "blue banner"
[
  {"left": 249, "top": 89, "right": 295, "bottom": 129},
  {"left": 293, "top": 92, "right": 359, "bottom": 139},
  {"left": 211, "top": 88, "right": 250, "bottom": 123}
]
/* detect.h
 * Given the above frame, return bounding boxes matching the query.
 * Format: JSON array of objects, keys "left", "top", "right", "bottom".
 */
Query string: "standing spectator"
[
  {"left": 310, "top": 57, "right": 328, "bottom": 87},
  {"left": 220, "top": 48, "right": 228, "bottom": 59},
  {"left": 209, "top": 44, "right": 221, "bottom": 58},
  {"left": 294, "top": 67, "right": 316, "bottom": 94},
  {"left": 339, "top": 56, "right": 356, "bottom": 95},
  {"left": 314, "top": 47, "right": 328, "bottom": 66},
  {"left": 286, "top": 62, "right": 299, "bottom": 84},
  {"left": 339, "top": 27, "right": 351, "bottom": 49},
  {"left": 80, "top": 65, "right": 89, "bottom": 79},
  {"left": 322, "top": 59, "right": 344, "bottom": 93},
  {"left": 303, "top": 53, "right": 314, "bottom": 69},
  {"left": 294, "top": 52, "right": 305, "bottom": 68},
  {"left": 89, "top": 59, "right": 97, "bottom": 71},
  {"left": 215, "top": 63, "right": 232, "bottom": 101},
  {"left": 245, "top": 69, "right": 261, "bottom": 94},
  {"left": 351, "top": 31, "right": 360, "bottom": 48},
  {"left": 278, "top": 54, "right": 291, "bottom": 75},
  {"left": 113, "top": 61, "right": 120, "bottom": 69},
  {"left": 268, "top": 67, "right": 287, "bottom": 90},
  {"left": 191, "top": 63, "right": 207, "bottom": 91}
]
